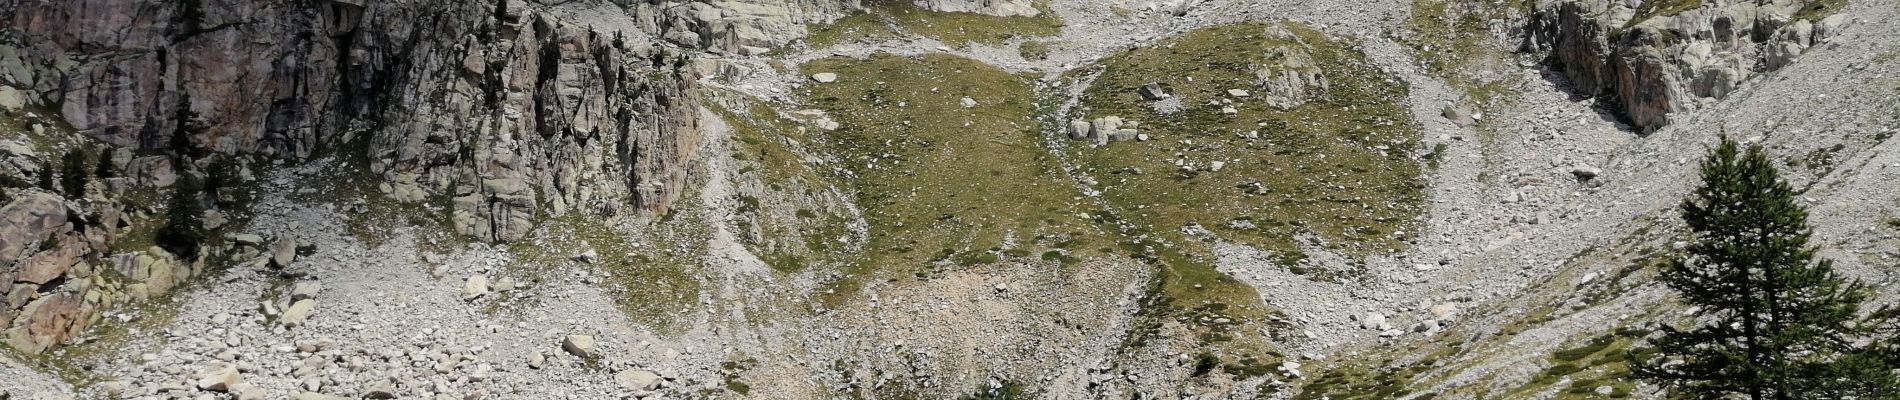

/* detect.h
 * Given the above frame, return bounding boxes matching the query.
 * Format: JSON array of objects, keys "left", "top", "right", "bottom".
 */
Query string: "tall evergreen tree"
[
  {"left": 156, "top": 172, "right": 206, "bottom": 261},
  {"left": 1634, "top": 136, "right": 1898, "bottom": 399},
  {"left": 60, "top": 148, "right": 90, "bottom": 197}
]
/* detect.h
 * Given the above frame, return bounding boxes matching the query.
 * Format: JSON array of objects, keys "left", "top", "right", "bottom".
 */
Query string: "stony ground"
[{"left": 6, "top": 0, "right": 1900, "bottom": 399}]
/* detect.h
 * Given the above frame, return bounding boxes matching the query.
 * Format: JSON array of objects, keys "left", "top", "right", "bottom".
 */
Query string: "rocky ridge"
[{"left": 2, "top": 0, "right": 1898, "bottom": 399}]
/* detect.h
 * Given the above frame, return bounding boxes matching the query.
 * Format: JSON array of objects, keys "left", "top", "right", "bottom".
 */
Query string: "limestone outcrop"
[
  {"left": 1, "top": 0, "right": 726, "bottom": 242},
  {"left": 1523, "top": 0, "right": 1847, "bottom": 131}
]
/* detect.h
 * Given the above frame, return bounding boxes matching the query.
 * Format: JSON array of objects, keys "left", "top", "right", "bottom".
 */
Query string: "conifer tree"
[
  {"left": 60, "top": 148, "right": 90, "bottom": 197},
  {"left": 156, "top": 171, "right": 205, "bottom": 261},
  {"left": 1634, "top": 136, "right": 1898, "bottom": 399}
]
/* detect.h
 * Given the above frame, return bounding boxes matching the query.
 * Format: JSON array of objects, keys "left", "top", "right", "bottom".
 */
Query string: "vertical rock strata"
[
  {"left": 3, "top": 0, "right": 711, "bottom": 242},
  {"left": 1523, "top": 0, "right": 1847, "bottom": 131}
]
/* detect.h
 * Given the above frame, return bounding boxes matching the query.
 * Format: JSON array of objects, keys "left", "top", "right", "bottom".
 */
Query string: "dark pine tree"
[
  {"left": 156, "top": 171, "right": 206, "bottom": 261},
  {"left": 60, "top": 148, "right": 90, "bottom": 197},
  {"left": 1634, "top": 136, "right": 1898, "bottom": 399}
]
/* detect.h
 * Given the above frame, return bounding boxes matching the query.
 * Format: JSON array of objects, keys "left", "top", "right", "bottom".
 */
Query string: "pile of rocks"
[{"left": 1067, "top": 116, "right": 1147, "bottom": 145}]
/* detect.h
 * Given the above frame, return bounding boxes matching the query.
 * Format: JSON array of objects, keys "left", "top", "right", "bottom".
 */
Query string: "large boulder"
[
  {"left": 4, "top": 292, "right": 91, "bottom": 353},
  {"left": 0, "top": 192, "right": 68, "bottom": 263},
  {"left": 562, "top": 334, "right": 599, "bottom": 358},
  {"left": 1523, "top": 0, "right": 1829, "bottom": 131}
]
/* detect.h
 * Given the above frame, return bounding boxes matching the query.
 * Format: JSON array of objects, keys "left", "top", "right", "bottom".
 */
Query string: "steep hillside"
[{"left": 2, "top": 0, "right": 1897, "bottom": 399}]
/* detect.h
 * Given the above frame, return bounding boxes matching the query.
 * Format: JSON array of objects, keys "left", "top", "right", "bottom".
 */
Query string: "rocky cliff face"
[
  {"left": 2, "top": 0, "right": 721, "bottom": 243},
  {"left": 0, "top": 139, "right": 206, "bottom": 354},
  {"left": 0, "top": 0, "right": 770, "bottom": 354},
  {"left": 1523, "top": 0, "right": 1848, "bottom": 131}
]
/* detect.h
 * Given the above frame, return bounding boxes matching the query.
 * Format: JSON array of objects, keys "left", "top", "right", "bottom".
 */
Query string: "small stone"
[
  {"left": 810, "top": 73, "right": 838, "bottom": 83},
  {"left": 195, "top": 365, "right": 241, "bottom": 392},
  {"left": 463, "top": 275, "right": 489, "bottom": 300},
  {"left": 960, "top": 97, "right": 977, "bottom": 108},
  {"left": 1227, "top": 89, "right": 1251, "bottom": 97},
  {"left": 1221, "top": 106, "right": 1238, "bottom": 115},
  {"left": 1138, "top": 82, "right": 1170, "bottom": 100},
  {"left": 1067, "top": 119, "right": 1092, "bottom": 139},
  {"left": 1208, "top": 161, "right": 1226, "bottom": 172},
  {"left": 1570, "top": 164, "right": 1602, "bottom": 180},
  {"left": 616, "top": 369, "right": 663, "bottom": 390},
  {"left": 573, "top": 249, "right": 599, "bottom": 263},
  {"left": 237, "top": 388, "right": 268, "bottom": 400},
  {"left": 562, "top": 335, "right": 598, "bottom": 358},
  {"left": 1442, "top": 106, "right": 1476, "bottom": 127},
  {"left": 281, "top": 299, "right": 316, "bottom": 327},
  {"left": 528, "top": 351, "right": 547, "bottom": 369},
  {"left": 290, "top": 282, "right": 322, "bottom": 301},
  {"left": 362, "top": 382, "right": 397, "bottom": 399},
  {"left": 1359, "top": 313, "right": 1388, "bottom": 330},
  {"left": 229, "top": 234, "right": 265, "bottom": 246},
  {"left": 296, "top": 393, "right": 346, "bottom": 400},
  {"left": 494, "top": 277, "right": 517, "bottom": 292},
  {"left": 270, "top": 237, "right": 298, "bottom": 267}
]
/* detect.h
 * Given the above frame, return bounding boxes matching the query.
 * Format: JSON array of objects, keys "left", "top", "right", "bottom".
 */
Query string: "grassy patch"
[
  {"left": 803, "top": 0, "right": 1061, "bottom": 48},
  {"left": 1018, "top": 40, "right": 1053, "bottom": 61},
  {"left": 1294, "top": 362, "right": 1433, "bottom": 400},
  {"left": 797, "top": 53, "right": 1106, "bottom": 305},
  {"left": 1072, "top": 21, "right": 1425, "bottom": 268},
  {"left": 1398, "top": 0, "right": 1530, "bottom": 110},
  {"left": 805, "top": 11, "right": 902, "bottom": 48},
  {"left": 1625, "top": 0, "right": 1703, "bottom": 29},
  {"left": 713, "top": 100, "right": 857, "bottom": 275},
  {"left": 1510, "top": 329, "right": 1651, "bottom": 398},
  {"left": 507, "top": 213, "right": 707, "bottom": 334},
  {"left": 960, "top": 380, "right": 1030, "bottom": 399}
]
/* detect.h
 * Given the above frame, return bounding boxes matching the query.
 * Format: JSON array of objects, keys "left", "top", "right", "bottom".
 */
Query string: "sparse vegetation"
[
  {"left": 1018, "top": 40, "right": 1052, "bottom": 61},
  {"left": 505, "top": 213, "right": 708, "bottom": 334},
  {"left": 803, "top": 0, "right": 1061, "bottom": 48},
  {"left": 959, "top": 380, "right": 1029, "bottom": 400},
  {"left": 799, "top": 53, "right": 1107, "bottom": 304},
  {"left": 1397, "top": 0, "right": 1529, "bottom": 113},
  {"left": 1624, "top": 0, "right": 1702, "bottom": 30},
  {"left": 1793, "top": 0, "right": 1849, "bottom": 22},
  {"left": 1072, "top": 21, "right": 1423, "bottom": 276},
  {"left": 713, "top": 98, "right": 857, "bottom": 276}
]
